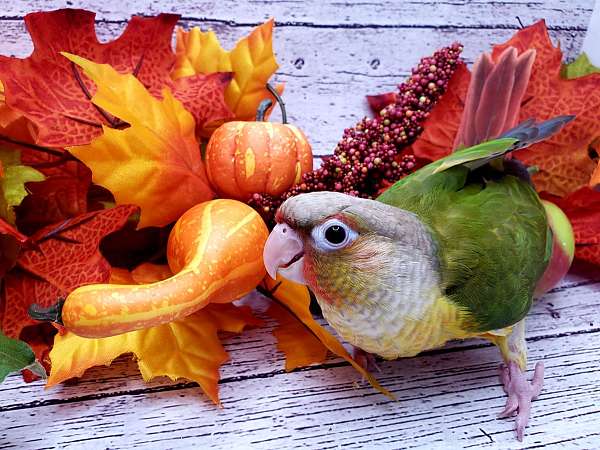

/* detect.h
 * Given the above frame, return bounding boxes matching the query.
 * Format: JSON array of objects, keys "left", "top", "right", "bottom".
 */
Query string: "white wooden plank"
[
  {"left": 0, "top": 0, "right": 592, "bottom": 28},
  {"left": 0, "top": 22, "right": 587, "bottom": 153},
  {"left": 1, "top": 331, "right": 598, "bottom": 449},
  {"left": 0, "top": 276, "right": 598, "bottom": 409}
]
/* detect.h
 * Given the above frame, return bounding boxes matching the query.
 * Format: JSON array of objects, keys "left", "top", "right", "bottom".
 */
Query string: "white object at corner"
[{"left": 582, "top": 0, "right": 600, "bottom": 65}]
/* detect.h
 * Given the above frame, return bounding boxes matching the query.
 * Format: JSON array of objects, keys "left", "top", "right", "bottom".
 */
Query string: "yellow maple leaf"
[
  {"left": 172, "top": 19, "right": 283, "bottom": 130},
  {"left": 63, "top": 53, "right": 214, "bottom": 229},
  {"left": 262, "top": 277, "right": 393, "bottom": 398},
  {"left": 49, "top": 264, "right": 262, "bottom": 404}
]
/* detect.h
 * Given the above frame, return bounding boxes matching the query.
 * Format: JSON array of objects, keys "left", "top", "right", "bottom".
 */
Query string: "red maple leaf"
[
  {"left": 543, "top": 188, "right": 600, "bottom": 266},
  {"left": 171, "top": 72, "right": 235, "bottom": 132},
  {"left": 0, "top": 9, "right": 179, "bottom": 147},
  {"left": 366, "top": 92, "right": 398, "bottom": 115},
  {"left": 0, "top": 9, "right": 231, "bottom": 147},
  {"left": 0, "top": 218, "right": 27, "bottom": 279},
  {"left": 0, "top": 205, "right": 138, "bottom": 340},
  {"left": 16, "top": 148, "right": 92, "bottom": 235}
]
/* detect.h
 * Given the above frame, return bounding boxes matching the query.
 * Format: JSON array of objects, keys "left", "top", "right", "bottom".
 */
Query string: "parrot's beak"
[{"left": 263, "top": 223, "right": 306, "bottom": 285}]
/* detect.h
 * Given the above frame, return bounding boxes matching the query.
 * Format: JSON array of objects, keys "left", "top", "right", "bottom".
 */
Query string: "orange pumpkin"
[
  {"left": 205, "top": 94, "right": 313, "bottom": 201},
  {"left": 32, "top": 200, "right": 268, "bottom": 338}
]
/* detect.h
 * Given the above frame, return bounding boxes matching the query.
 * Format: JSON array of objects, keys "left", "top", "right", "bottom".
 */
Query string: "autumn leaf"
[
  {"left": 559, "top": 54, "right": 600, "bottom": 190},
  {"left": 0, "top": 217, "right": 27, "bottom": 244},
  {"left": 64, "top": 53, "right": 214, "bottom": 228},
  {"left": 0, "top": 205, "right": 138, "bottom": 340},
  {"left": 366, "top": 92, "right": 398, "bottom": 115},
  {"left": 173, "top": 19, "right": 283, "bottom": 133},
  {"left": 262, "top": 276, "right": 392, "bottom": 397},
  {"left": 0, "top": 147, "right": 44, "bottom": 223},
  {"left": 15, "top": 150, "right": 92, "bottom": 235},
  {"left": 0, "top": 9, "right": 183, "bottom": 147},
  {"left": 0, "top": 80, "right": 29, "bottom": 137},
  {"left": 544, "top": 188, "right": 600, "bottom": 266},
  {"left": 561, "top": 53, "right": 600, "bottom": 79},
  {"left": 170, "top": 73, "right": 234, "bottom": 133},
  {"left": 48, "top": 264, "right": 262, "bottom": 404},
  {"left": 0, "top": 218, "right": 27, "bottom": 279},
  {"left": 265, "top": 282, "right": 328, "bottom": 371}
]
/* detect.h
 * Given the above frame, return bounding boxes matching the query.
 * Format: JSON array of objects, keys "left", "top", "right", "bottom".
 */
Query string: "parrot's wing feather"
[
  {"left": 435, "top": 115, "right": 573, "bottom": 173},
  {"left": 376, "top": 117, "right": 570, "bottom": 333},
  {"left": 379, "top": 116, "right": 574, "bottom": 204}
]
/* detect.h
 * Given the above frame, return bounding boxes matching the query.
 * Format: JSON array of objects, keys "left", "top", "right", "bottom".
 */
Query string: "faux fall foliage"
[
  {"left": 0, "top": 10, "right": 293, "bottom": 395},
  {"left": 0, "top": 9, "right": 598, "bottom": 407}
]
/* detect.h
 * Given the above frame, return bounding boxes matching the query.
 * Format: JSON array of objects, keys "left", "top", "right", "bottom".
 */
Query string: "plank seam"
[{"left": 0, "top": 16, "right": 588, "bottom": 32}]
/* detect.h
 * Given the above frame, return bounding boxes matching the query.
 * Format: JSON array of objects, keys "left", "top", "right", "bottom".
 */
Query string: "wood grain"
[{"left": 0, "top": 1, "right": 599, "bottom": 448}]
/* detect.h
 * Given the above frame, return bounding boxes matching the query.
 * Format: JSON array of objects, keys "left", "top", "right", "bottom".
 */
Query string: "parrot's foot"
[
  {"left": 498, "top": 361, "right": 544, "bottom": 441},
  {"left": 351, "top": 346, "right": 381, "bottom": 373}
]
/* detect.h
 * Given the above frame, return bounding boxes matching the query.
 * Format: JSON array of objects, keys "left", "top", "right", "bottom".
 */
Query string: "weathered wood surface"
[{"left": 1, "top": 1, "right": 599, "bottom": 448}]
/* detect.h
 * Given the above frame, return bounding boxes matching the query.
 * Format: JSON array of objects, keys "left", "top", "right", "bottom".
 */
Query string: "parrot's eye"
[
  {"left": 311, "top": 219, "right": 357, "bottom": 251},
  {"left": 325, "top": 225, "right": 346, "bottom": 244}
]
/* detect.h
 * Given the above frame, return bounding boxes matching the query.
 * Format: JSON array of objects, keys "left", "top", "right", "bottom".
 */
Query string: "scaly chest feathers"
[{"left": 306, "top": 234, "right": 472, "bottom": 359}]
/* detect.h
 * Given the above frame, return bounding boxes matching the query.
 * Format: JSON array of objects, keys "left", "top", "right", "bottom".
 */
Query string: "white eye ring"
[{"left": 311, "top": 219, "right": 357, "bottom": 252}]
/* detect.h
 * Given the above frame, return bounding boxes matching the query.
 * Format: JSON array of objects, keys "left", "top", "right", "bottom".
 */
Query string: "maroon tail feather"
[{"left": 453, "top": 47, "right": 536, "bottom": 149}]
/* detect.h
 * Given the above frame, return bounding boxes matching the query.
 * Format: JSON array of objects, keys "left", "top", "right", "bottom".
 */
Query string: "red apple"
[{"left": 534, "top": 200, "right": 575, "bottom": 296}]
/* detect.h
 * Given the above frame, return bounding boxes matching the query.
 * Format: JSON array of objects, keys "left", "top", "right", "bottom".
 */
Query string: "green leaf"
[
  {"left": 0, "top": 330, "right": 36, "bottom": 383},
  {"left": 0, "top": 147, "right": 45, "bottom": 223},
  {"left": 561, "top": 53, "right": 600, "bottom": 79}
]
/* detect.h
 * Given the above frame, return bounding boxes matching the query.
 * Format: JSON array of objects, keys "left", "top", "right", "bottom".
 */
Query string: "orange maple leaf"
[
  {"left": 173, "top": 19, "right": 283, "bottom": 134},
  {"left": 0, "top": 10, "right": 232, "bottom": 147},
  {"left": 48, "top": 263, "right": 262, "bottom": 404},
  {"left": 261, "top": 276, "right": 392, "bottom": 397},
  {"left": 65, "top": 53, "right": 215, "bottom": 228}
]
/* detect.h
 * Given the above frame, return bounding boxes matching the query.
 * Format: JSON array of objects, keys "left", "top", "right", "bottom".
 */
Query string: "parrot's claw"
[
  {"left": 351, "top": 347, "right": 381, "bottom": 373},
  {"left": 497, "top": 361, "right": 544, "bottom": 441}
]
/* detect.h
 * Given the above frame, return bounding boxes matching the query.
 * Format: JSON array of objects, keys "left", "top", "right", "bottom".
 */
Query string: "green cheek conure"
[{"left": 263, "top": 47, "right": 576, "bottom": 442}]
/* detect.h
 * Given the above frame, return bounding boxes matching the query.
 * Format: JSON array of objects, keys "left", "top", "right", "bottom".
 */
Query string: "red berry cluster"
[{"left": 250, "top": 43, "right": 463, "bottom": 225}]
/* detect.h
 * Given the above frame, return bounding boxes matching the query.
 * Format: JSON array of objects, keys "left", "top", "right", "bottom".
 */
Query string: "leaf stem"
[{"left": 0, "top": 135, "right": 68, "bottom": 158}]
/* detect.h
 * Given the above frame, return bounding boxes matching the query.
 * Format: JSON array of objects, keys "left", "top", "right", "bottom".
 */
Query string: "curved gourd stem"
[
  {"left": 255, "top": 83, "right": 287, "bottom": 124},
  {"left": 28, "top": 299, "right": 64, "bottom": 325}
]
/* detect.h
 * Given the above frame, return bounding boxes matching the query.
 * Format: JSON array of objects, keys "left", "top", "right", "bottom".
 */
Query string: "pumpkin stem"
[
  {"left": 256, "top": 99, "right": 273, "bottom": 122},
  {"left": 266, "top": 83, "right": 287, "bottom": 124},
  {"left": 255, "top": 83, "right": 288, "bottom": 124},
  {"left": 28, "top": 299, "right": 64, "bottom": 325}
]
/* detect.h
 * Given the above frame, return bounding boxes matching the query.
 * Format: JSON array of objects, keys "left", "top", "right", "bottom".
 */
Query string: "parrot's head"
[{"left": 263, "top": 191, "right": 438, "bottom": 308}]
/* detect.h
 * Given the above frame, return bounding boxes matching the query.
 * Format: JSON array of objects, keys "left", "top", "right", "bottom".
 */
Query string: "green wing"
[{"left": 378, "top": 137, "right": 551, "bottom": 332}]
